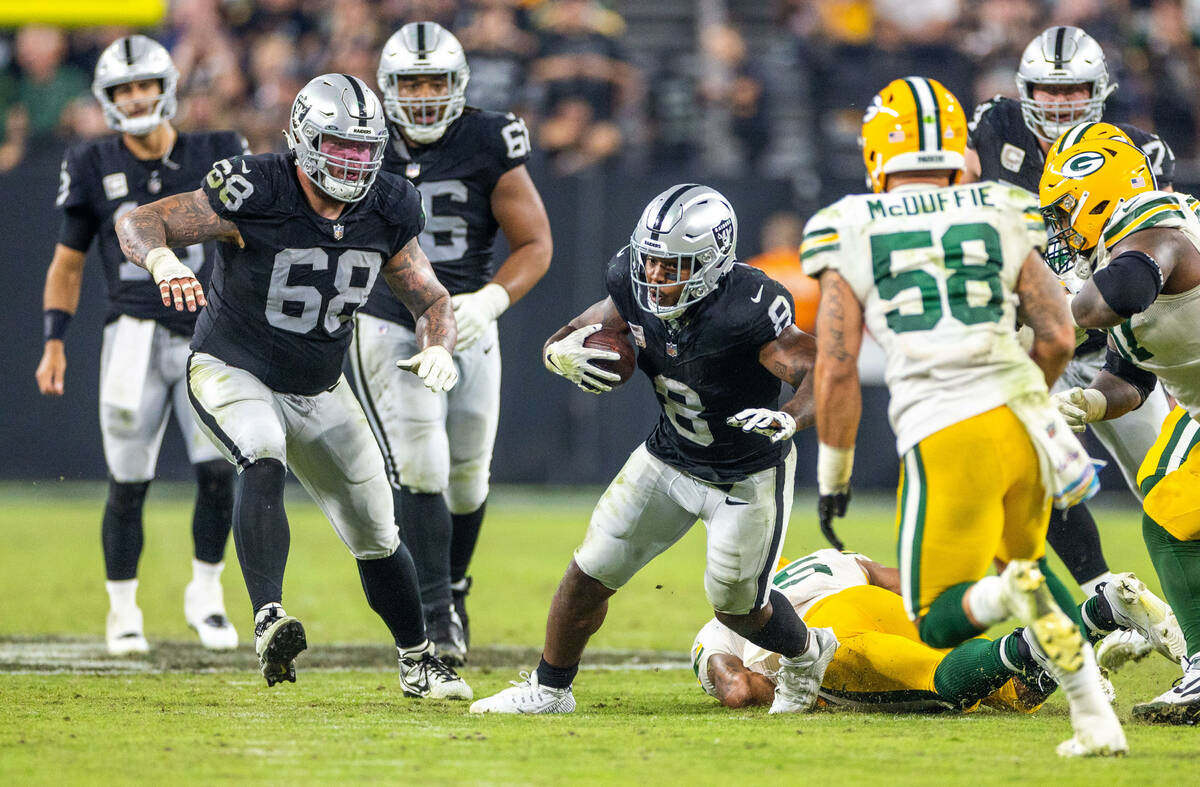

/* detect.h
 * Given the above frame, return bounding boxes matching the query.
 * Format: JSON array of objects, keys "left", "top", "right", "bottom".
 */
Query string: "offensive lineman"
[
  {"left": 35, "top": 35, "right": 246, "bottom": 654},
  {"left": 1041, "top": 137, "right": 1200, "bottom": 723},
  {"left": 352, "top": 22, "right": 552, "bottom": 665},
  {"left": 807, "top": 76, "right": 1123, "bottom": 756},
  {"left": 115, "top": 74, "right": 470, "bottom": 699},
  {"left": 964, "top": 26, "right": 1173, "bottom": 613},
  {"left": 471, "top": 184, "right": 839, "bottom": 715}
]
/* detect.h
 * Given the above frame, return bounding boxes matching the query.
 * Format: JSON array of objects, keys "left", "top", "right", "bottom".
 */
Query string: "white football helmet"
[
  {"left": 286, "top": 74, "right": 389, "bottom": 203},
  {"left": 377, "top": 22, "right": 470, "bottom": 144},
  {"left": 630, "top": 184, "right": 738, "bottom": 320},
  {"left": 92, "top": 35, "right": 179, "bottom": 136},
  {"left": 1016, "top": 26, "right": 1115, "bottom": 144}
]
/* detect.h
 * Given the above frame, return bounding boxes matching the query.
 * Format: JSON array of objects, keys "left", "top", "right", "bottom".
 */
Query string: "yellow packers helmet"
[
  {"left": 1046, "top": 121, "right": 1136, "bottom": 164},
  {"left": 860, "top": 76, "right": 967, "bottom": 193},
  {"left": 1039, "top": 138, "right": 1155, "bottom": 277}
]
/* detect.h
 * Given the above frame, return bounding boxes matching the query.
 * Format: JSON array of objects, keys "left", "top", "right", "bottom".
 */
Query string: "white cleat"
[
  {"left": 1096, "top": 629, "right": 1153, "bottom": 672},
  {"left": 1100, "top": 573, "right": 1186, "bottom": 665},
  {"left": 1132, "top": 656, "right": 1200, "bottom": 725},
  {"left": 769, "top": 627, "right": 839, "bottom": 714},
  {"left": 185, "top": 579, "right": 238, "bottom": 650},
  {"left": 1001, "top": 561, "right": 1083, "bottom": 673},
  {"left": 469, "top": 671, "right": 576, "bottom": 714},
  {"left": 399, "top": 640, "right": 472, "bottom": 700},
  {"left": 106, "top": 606, "right": 149, "bottom": 655}
]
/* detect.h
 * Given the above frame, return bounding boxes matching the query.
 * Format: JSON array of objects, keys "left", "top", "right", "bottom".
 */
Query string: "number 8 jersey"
[
  {"left": 192, "top": 152, "right": 425, "bottom": 395},
  {"left": 801, "top": 181, "right": 1049, "bottom": 454}
]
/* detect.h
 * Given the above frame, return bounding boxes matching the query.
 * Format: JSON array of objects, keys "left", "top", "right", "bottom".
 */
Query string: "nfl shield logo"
[
  {"left": 666, "top": 341, "right": 678, "bottom": 357},
  {"left": 712, "top": 218, "right": 734, "bottom": 255},
  {"left": 406, "top": 162, "right": 421, "bottom": 179},
  {"left": 333, "top": 223, "right": 344, "bottom": 240}
]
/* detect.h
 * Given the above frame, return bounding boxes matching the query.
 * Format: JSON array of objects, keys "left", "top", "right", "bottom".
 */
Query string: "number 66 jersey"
[
  {"left": 801, "top": 181, "right": 1049, "bottom": 454},
  {"left": 192, "top": 152, "right": 425, "bottom": 395}
]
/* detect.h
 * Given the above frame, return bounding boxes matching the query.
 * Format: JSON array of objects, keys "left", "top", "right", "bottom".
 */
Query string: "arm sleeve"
[
  {"left": 1102, "top": 345, "right": 1159, "bottom": 406},
  {"left": 57, "top": 206, "right": 99, "bottom": 252}
]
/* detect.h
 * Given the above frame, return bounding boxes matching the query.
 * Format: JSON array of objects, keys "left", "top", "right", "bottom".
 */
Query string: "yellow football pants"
[
  {"left": 1138, "top": 406, "right": 1200, "bottom": 541},
  {"left": 895, "top": 405, "right": 1051, "bottom": 620}
]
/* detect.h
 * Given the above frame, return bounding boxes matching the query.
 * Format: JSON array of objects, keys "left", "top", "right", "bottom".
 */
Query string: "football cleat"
[
  {"left": 427, "top": 606, "right": 467, "bottom": 668},
  {"left": 1131, "top": 656, "right": 1200, "bottom": 725},
  {"left": 1096, "top": 629, "right": 1154, "bottom": 672},
  {"left": 999, "top": 560, "right": 1084, "bottom": 673},
  {"left": 399, "top": 640, "right": 472, "bottom": 700},
  {"left": 451, "top": 576, "right": 472, "bottom": 649},
  {"left": 1099, "top": 574, "right": 1186, "bottom": 665},
  {"left": 184, "top": 579, "right": 238, "bottom": 650},
  {"left": 254, "top": 606, "right": 306, "bottom": 687},
  {"left": 469, "top": 671, "right": 576, "bottom": 714},
  {"left": 769, "top": 627, "right": 839, "bottom": 714},
  {"left": 105, "top": 606, "right": 149, "bottom": 655}
]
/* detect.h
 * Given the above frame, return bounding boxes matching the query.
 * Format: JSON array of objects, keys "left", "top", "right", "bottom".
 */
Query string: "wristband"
[
  {"left": 44, "top": 309, "right": 72, "bottom": 342},
  {"left": 817, "top": 442, "right": 854, "bottom": 495}
]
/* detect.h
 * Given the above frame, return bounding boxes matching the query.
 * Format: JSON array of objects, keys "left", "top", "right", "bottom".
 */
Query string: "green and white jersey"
[
  {"left": 802, "top": 181, "right": 1050, "bottom": 453},
  {"left": 1098, "top": 190, "right": 1200, "bottom": 417}
]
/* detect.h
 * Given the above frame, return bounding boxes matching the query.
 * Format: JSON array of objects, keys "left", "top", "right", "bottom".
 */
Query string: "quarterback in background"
[
  {"left": 35, "top": 35, "right": 247, "bottom": 654},
  {"left": 472, "top": 184, "right": 836, "bottom": 715},
  {"left": 805, "top": 75, "right": 1123, "bottom": 756},
  {"left": 352, "top": 22, "right": 552, "bottom": 665},
  {"left": 1042, "top": 137, "right": 1200, "bottom": 723}
]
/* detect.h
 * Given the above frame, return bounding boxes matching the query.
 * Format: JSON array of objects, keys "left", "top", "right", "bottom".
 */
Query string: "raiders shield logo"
[{"left": 712, "top": 218, "right": 734, "bottom": 255}]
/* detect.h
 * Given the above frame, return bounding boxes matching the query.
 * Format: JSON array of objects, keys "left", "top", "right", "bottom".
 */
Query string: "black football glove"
[{"left": 817, "top": 489, "right": 850, "bottom": 551}]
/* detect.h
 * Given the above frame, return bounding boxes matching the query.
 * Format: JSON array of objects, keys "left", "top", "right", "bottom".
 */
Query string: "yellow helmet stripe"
[{"left": 904, "top": 77, "right": 940, "bottom": 152}]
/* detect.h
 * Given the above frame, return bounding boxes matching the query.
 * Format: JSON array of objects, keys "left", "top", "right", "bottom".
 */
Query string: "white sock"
[
  {"left": 966, "top": 576, "right": 1006, "bottom": 627},
  {"left": 399, "top": 639, "right": 432, "bottom": 659},
  {"left": 1080, "top": 571, "right": 1118, "bottom": 597},
  {"left": 191, "top": 559, "right": 224, "bottom": 587},
  {"left": 1055, "top": 643, "right": 1112, "bottom": 717},
  {"left": 106, "top": 579, "right": 139, "bottom": 612}
]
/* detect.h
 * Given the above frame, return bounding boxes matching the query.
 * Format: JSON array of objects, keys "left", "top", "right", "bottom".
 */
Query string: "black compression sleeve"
[
  {"left": 1092, "top": 250, "right": 1163, "bottom": 318},
  {"left": 1102, "top": 346, "right": 1158, "bottom": 406},
  {"left": 58, "top": 205, "right": 99, "bottom": 252}
]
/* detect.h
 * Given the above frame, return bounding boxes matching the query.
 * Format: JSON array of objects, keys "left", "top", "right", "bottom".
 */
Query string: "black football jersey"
[
  {"left": 359, "top": 107, "right": 531, "bottom": 328},
  {"left": 55, "top": 130, "right": 248, "bottom": 335},
  {"left": 607, "top": 252, "right": 796, "bottom": 484},
  {"left": 967, "top": 96, "right": 1175, "bottom": 191},
  {"left": 191, "top": 153, "right": 425, "bottom": 395}
]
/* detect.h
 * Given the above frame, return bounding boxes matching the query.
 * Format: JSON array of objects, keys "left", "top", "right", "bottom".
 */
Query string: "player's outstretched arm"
[
  {"left": 1014, "top": 248, "right": 1074, "bottom": 386},
  {"left": 707, "top": 653, "right": 776, "bottom": 709},
  {"left": 385, "top": 236, "right": 460, "bottom": 393},
  {"left": 116, "top": 188, "right": 241, "bottom": 312},
  {"left": 35, "top": 244, "right": 87, "bottom": 396}
]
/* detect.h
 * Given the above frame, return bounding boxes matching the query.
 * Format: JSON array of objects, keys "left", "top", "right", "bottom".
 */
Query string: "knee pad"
[
  {"left": 107, "top": 479, "right": 150, "bottom": 516},
  {"left": 195, "top": 459, "right": 234, "bottom": 497},
  {"left": 447, "top": 458, "right": 490, "bottom": 514}
]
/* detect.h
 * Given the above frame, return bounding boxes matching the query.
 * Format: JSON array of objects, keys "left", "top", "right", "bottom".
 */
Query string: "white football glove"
[
  {"left": 145, "top": 247, "right": 203, "bottom": 312},
  {"left": 544, "top": 323, "right": 621, "bottom": 394},
  {"left": 450, "top": 283, "right": 510, "bottom": 353},
  {"left": 725, "top": 408, "right": 796, "bottom": 444},
  {"left": 397, "top": 345, "right": 458, "bottom": 393},
  {"left": 1051, "top": 387, "right": 1107, "bottom": 432}
]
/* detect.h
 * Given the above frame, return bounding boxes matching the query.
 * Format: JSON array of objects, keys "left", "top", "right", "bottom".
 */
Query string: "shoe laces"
[{"left": 414, "top": 652, "right": 459, "bottom": 683}]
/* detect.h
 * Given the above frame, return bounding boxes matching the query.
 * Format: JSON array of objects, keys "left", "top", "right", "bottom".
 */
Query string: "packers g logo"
[{"left": 1062, "top": 150, "right": 1106, "bottom": 178}]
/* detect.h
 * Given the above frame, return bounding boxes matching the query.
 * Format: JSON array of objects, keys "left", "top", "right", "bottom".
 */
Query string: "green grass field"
[{"left": 0, "top": 482, "right": 1194, "bottom": 785}]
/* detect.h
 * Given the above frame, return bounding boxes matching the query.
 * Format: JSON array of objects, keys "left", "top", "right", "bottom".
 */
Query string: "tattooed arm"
[
  {"left": 814, "top": 270, "right": 864, "bottom": 449},
  {"left": 115, "top": 188, "right": 242, "bottom": 311},
  {"left": 381, "top": 236, "right": 456, "bottom": 353},
  {"left": 758, "top": 326, "right": 817, "bottom": 431},
  {"left": 1015, "top": 248, "right": 1075, "bottom": 387}
]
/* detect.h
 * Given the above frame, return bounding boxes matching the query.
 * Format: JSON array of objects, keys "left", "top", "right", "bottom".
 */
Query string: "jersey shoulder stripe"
[{"left": 1103, "top": 194, "right": 1188, "bottom": 246}]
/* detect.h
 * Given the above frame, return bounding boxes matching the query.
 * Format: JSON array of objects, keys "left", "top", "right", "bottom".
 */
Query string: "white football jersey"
[
  {"left": 691, "top": 549, "right": 868, "bottom": 696},
  {"left": 802, "top": 181, "right": 1050, "bottom": 453},
  {"left": 1097, "top": 191, "right": 1200, "bottom": 417}
]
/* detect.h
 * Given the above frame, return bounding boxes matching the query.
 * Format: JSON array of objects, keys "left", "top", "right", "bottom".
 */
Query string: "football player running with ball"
[
  {"left": 808, "top": 76, "right": 1124, "bottom": 756},
  {"left": 963, "top": 27, "right": 1174, "bottom": 633},
  {"left": 1042, "top": 138, "right": 1200, "bottom": 723},
  {"left": 352, "top": 22, "right": 552, "bottom": 666},
  {"left": 115, "top": 74, "right": 470, "bottom": 700},
  {"left": 36, "top": 35, "right": 247, "bottom": 655},
  {"left": 471, "top": 185, "right": 837, "bottom": 715}
]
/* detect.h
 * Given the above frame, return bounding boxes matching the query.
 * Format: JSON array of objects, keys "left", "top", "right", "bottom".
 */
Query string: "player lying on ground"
[{"left": 693, "top": 549, "right": 1182, "bottom": 714}]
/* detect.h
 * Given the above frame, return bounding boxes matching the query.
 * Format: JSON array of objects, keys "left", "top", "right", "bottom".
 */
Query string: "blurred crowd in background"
[{"left": 2, "top": 0, "right": 1200, "bottom": 326}]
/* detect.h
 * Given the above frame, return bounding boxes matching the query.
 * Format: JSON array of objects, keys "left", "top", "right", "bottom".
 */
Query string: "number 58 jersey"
[
  {"left": 192, "top": 152, "right": 425, "bottom": 395},
  {"left": 801, "top": 182, "right": 1049, "bottom": 454}
]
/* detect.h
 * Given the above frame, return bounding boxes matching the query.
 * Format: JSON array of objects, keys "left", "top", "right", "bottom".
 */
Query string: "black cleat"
[
  {"left": 427, "top": 605, "right": 467, "bottom": 667},
  {"left": 254, "top": 607, "right": 307, "bottom": 688},
  {"left": 451, "top": 576, "right": 472, "bottom": 649}
]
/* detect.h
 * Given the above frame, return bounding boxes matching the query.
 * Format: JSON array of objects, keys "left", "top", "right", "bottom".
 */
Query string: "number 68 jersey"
[
  {"left": 801, "top": 181, "right": 1049, "bottom": 454},
  {"left": 192, "top": 152, "right": 425, "bottom": 395}
]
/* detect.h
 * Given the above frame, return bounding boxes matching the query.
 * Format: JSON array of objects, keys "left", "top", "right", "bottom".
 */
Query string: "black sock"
[
  {"left": 536, "top": 656, "right": 578, "bottom": 689},
  {"left": 357, "top": 546, "right": 426, "bottom": 649},
  {"left": 450, "top": 503, "right": 486, "bottom": 584},
  {"left": 743, "top": 590, "right": 810, "bottom": 659},
  {"left": 192, "top": 459, "right": 234, "bottom": 565},
  {"left": 101, "top": 479, "right": 149, "bottom": 580},
  {"left": 232, "top": 459, "right": 290, "bottom": 612},
  {"left": 1046, "top": 503, "right": 1110, "bottom": 585},
  {"left": 397, "top": 486, "right": 452, "bottom": 616}
]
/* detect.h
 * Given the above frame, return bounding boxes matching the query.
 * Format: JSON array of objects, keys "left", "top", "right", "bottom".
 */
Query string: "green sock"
[
  {"left": 1038, "top": 557, "right": 1085, "bottom": 634},
  {"left": 1143, "top": 517, "right": 1200, "bottom": 658},
  {"left": 1080, "top": 595, "right": 1115, "bottom": 643},
  {"left": 933, "top": 637, "right": 1013, "bottom": 709},
  {"left": 919, "top": 582, "right": 981, "bottom": 648}
]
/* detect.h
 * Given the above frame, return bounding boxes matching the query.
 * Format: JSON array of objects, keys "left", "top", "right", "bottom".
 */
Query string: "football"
[{"left": 583, "top": 328, "right": 637, "bottom": 386}]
